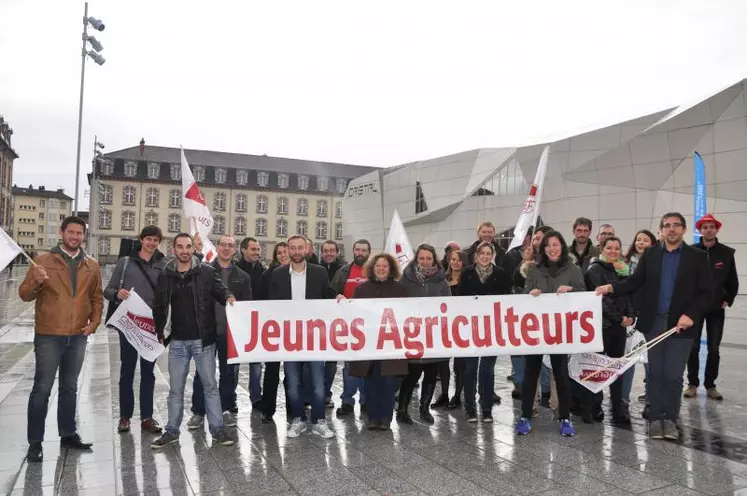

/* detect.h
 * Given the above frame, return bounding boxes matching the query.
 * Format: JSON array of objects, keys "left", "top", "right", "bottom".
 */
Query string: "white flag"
[
  {"left": 568, "top": 348, "right": 643, "bottom": 394},
  {"left": 180, "top": 148, "right": 217, "bottom": 262},
  {"left": 508, "top": 146, "right": 549, "bottom": 251},
  {"left": 384, "top": 210, "right": 414, "bottom": 270},
  {"left": 106, "top": 289, "right": 165, "bottom": 362},
  {"left": 0, "top": 227, "right": 23, "bottom": 271}
]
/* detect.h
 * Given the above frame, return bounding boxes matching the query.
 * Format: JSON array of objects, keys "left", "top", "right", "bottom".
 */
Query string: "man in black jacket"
[
  {"left": 188, "top": 236, "right": 252, "bottom": 429},
  {"left": 685, "top": 214, "right": 739, "bottom": 400},
  {"left": 464, "top": 221, "right": 507, "bottom": 268},
  {"left": 597, "top": 212, "right": 712, "bottom": 441},
  {"left": 320, "top": 240, "right": 343, "bottom": 281},
  {"left": 151, "top": 233, "right": 236, "bottom": 449}
]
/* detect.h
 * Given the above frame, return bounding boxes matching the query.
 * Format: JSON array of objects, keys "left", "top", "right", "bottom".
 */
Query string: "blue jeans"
[
  {"left": 511, "top": 356, "right": 525, "bottom": 386},
  {"left": 118, "top": 331, "right": 156, "bottom": 420},
  {"left": 646, "top": 316, "right": 692, "bottom": 420},
  {"left": 363, "top": 362, "right": 397, "bottom": 422},
  {"left": 324, "top": 362, "right": 337, "bottom": 399},
  {"left": 249, "top": 363, "right": 262, "bottom": 404},
  {"left": 166, "top": 340, "right": 224, "bottom": 435},
  {"left": 285, "top": 361, "right": 325, "bottom": 422},
  {"left": 28, "top": 335, "right": 88, "bottom": 443},
  {"left": 463, "top": 356, "right": 497, "bottom": 413},
  {"left": 192, "top": 334, "right": 238, "bottom": 414},
  {"left": 340, "top": 362, "right": 366, "bottom": 406}
]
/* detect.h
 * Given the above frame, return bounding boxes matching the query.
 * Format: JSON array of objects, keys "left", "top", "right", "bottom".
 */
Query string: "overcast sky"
[{"left": 1, "top": 0, "right": 746, "bottom": 210}]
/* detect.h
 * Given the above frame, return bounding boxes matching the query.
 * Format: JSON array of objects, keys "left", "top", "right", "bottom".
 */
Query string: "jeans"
[
  {"left": 581, "top": 327, "right": 626, "bottom": 414},
  {"left": 192, "top": 334, "right": 239, "bottom": 414},
  {"left": 687, "top": 309, "right": 725, "bottom": 389},
  {"left": 647, "top": 315, "right": 693, "bottom": 421},
  {"left": 522, "top": 355, "right": 570, "bottom": 419},
  {"left": 165, "top": 340, "right": 224, "bottom": 435},
  {"left": 511, "top": 356, "right": 525, "bottom": 386},
  {"left": 260, "top": 362, "right": 281, "bottom": 416},
  {"left": 463, "top": 356, "right": 497, "bottom": 413},
  {"left": 285, "top": 361, "right": 325, "bottom": 422},
  {"left": 621, "top": 366, "right": 635, "bottom": 404},
  {"left": 324, "top": 361, "right": 337, "bottom": 399},
  {"left": 28, "top": 335, "right": 88, "bottom": 443},
  {"left": 340, "top": 362, "right": 366, "bottom": 406},
  {"left": 363, "top": 362, "right": 398, "bottom": 422},
  {"left": 118, "top": 331, "right": 156, "bottom": 420},
  {"left": 249, "top": 363, "right": 262, "bottom": 404}
]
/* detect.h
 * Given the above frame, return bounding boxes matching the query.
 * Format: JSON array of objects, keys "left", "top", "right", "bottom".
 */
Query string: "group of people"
[{"left": 18, "top": 210, "right": 738, "bottom": 462}]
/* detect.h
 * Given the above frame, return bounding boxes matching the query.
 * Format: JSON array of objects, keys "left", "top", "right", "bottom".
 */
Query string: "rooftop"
[{"left": 12, "top": 185, "right": 73, "bottom": 201}]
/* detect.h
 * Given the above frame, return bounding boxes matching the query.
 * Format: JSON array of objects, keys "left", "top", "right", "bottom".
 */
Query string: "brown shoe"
[
  {"left": 707, "top": 388, "right": 724, "bottom": 400},
  {"left": 141, "top": 418, "right": 163, "bottom": 434},
  {"left": 117, "top": 418, "right": 130, "bottom": 433},
  {"left": 683, "top": 386, "right": 697, "bottom": 398}
]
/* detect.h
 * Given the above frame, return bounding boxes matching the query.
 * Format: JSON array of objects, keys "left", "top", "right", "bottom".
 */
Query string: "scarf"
[
  {"left": 414, "top": 264, "right": 441, "bottom": 285},
  {"left": 599, "top": 254, "right": 630, "bottom": 277},
  {"left": 475, "top": 263, "right": 493, "bottom": 283}
]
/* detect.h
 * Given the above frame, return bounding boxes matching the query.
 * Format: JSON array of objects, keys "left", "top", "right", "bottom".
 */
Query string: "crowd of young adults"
[{"left": 18, "top": 211, "right": 738, "bottom": 462}]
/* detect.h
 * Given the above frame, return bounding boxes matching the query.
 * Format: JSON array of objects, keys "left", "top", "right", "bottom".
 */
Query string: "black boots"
[
  {"left": 396, "top": 388, "right": 413, "bottom": 424},
  {"left": 420, "top": 383, "right": 436, "bottom": 423}
]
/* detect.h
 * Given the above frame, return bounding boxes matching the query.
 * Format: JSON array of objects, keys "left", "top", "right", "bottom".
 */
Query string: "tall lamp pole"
[{"left": 73, "top": 2, "right": 106, "bottom": 216}]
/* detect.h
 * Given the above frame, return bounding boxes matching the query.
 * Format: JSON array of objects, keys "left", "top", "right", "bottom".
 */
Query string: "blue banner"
[{"left": 693, "top": 151, "right": 706, "bottom": 243}]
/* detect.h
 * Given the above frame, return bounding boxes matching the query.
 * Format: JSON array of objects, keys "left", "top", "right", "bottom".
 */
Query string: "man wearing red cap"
[{"left": 684, "top": 213, "right": 739, "bottom": 400}]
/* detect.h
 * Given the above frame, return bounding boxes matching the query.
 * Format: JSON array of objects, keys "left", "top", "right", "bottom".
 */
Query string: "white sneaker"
[
  {"left": 287, "top": 418, "right": 307, "bottom": 438},
  {"left": 312, "top": 419, "right": 335, "bottom": 439},
  {"left": 187, "top": 414, "right": 204, "bottom": 430}
]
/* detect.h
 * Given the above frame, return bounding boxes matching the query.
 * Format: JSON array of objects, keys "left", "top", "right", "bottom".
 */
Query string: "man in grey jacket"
[{"left": 104, "top": 226, "right": 167, "bottom": 434}]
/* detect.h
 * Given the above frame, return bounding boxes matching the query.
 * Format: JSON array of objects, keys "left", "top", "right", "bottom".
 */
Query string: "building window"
[
  {"left": 144, "top": 211, "right": 158, "bottom": 226},
  {"left": 101, "top": 160, "right": 114, "bottom": 176},
  {"left": 257, "top": 171, "right": 269, "bottom": 187},
  {"left": 39, "top": 213, "right": 44, "bottom": 220},
  {"left": 146, "top": 187, "right": 159, "bottom": 207},
  {"left": 255, "top": 218, "right": 267, "bottom": 237},
  {"left": 235, "top": 194, "right": 247, "bottom": 213},
  {"left": 236, "top": 170, "right": 249, "bottom": 186},
  {"left": 123, "top": 185, "right": 136, "bottom": 205},
  {"left": 296, "top": 220, "right": 308, "bottom": 237},
  {"left": 276, "top": 218, "right": 288, "bottom": 238},
  {"left": 298, "top": 175, "right": 309, "bottom": 190},
  {"left": 38, "top": 238, "right": 43, "bottom": 247},
  {"left": 278, "top": 173, "right": 289, "bottom": 189},
  {"left": 317, "top": 176, "right": 329, "bottom": 191},
  {"left": 215, "top": 168, "right": 227, "bottom": 184},
  {"left": 316, "top": 221, "right": 327, "bottom": 240},
  {"left": 235, "top": 216, "right": 246, "bottom": 236},
  {"left": 60, "top": 201, "right": 67, "bottom": 210},
  {"left": 193, "top": 166, "right": 205, "bottom": 182},
  {"left": 124, "top": 161, "right": 137, "bottom": 177},
  {"left": 316, "top": 200, "right": 328, "bottom": 217},
  {"left": 169, "top": 189, "right": 181, "bottom": 208},
  {"left": 99, "top": 209, "right": 111, "bottom": 230},
  {"left": 168, "top": 213, "right": 181, "bottom": 233},
  {"left": 121, "top": 211, "right": 135, "bottom": 231},
  {"left": 335, "top": 222, "right": 343, "bottom": 240},
  {"left": 277, "top": 196, "right": 288, "bottom": 215},
  {"left": 336, "top": 178, "right": 347, "bottom": 194},
  {"left": 39, "top": 199, "right": 45, "bottom": 208},
  {"left": 214, "top": 192, "right": 226, "bottom": 212},
  {"left": 170, "top": 164, "right": 181, "bottom": 181},
  {"left": 214, "top": 215, "right": 225, "bottom": 235},
  {"left": 297, "top": 198, "right": 308, "bottom": 216},
  {"left": 100, "top": 184, "right": 113, "bottom": 204},
  {"left": 147, "top": 163, "right": 160, "bottom": 179},
  {"left": 38, "top": 225, "right": 44, "bottom": 233},
  {"left": 415, "top": 180, "right": 428, "bottom": 214},
  {"left": 98, "top": 236, "right": 110, "bottom": 255},
  {"left": 256, "top": 195, "right": 268, "bottom": 214},
  {"left": 335, "top": 201, "right": 342, "bottom": 219}
]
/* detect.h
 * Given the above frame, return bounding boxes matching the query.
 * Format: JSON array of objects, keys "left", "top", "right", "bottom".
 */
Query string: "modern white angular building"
[{"left": 343, "top": 79, "right": 747, "bottom": 290}]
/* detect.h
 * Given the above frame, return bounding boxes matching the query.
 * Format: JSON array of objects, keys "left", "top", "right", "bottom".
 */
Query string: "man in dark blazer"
[
  {"left": 597, "top": 212, "right": 712, "bottom": 442},
  {"left": 259, "top": 235, "right": 336, "bottom": 438}
]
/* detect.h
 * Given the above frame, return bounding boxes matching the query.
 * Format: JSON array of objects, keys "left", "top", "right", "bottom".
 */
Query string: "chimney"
[
  {"left": 39, "top": 185, "right": 45, "bottom": 191},
  {"left": 139, "top": 138, "right": 145, "bottom": 156},
  {"left": 57, "top": 188, "right": 64, "bottom": 193}
]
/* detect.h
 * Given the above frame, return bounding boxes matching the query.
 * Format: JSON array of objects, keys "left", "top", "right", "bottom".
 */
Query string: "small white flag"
[
  {"left": 568, "top": 348, "right": 643, "bottom": 394},
  {"left": 508, "top": 146, "right": 549, "bottom": 251},
  {"left": 0, "top": 228, "right": 23, "bottom": 272},
  {"left": 106, "top": 289, "right": 165, "bottom": 362},
  {"left": 384, "top": 210, "right": 414, "bottom": 270},
  {"left": 180, "top": 148, "right": 217, "bottom": 262}
]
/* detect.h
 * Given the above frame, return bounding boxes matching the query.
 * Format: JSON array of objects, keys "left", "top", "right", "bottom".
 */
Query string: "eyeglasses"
[
  {"left": 219, "top": 243, "right": 236, "bottom": 248},
  {"left": 661, "top": 223, "right": 684, "bottom": 230}
]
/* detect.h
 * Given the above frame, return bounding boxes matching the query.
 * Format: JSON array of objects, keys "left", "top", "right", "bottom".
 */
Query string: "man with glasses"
[
  {"left": 596, "top": 224, "right": 615, "bottom": 249},
  {"left": 596, "top": 212, "right": 712, "bottom": 441}
]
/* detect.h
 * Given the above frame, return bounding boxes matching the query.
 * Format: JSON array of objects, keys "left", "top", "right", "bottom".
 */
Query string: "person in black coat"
[
  {"left": 596, "top": 212, "right": 712, "bottom": 441},
  {"left": 583, "top": 237, "right": 635, "bottom": 424},
  {"left": 457, "top": 242, "right": 511, "bottom": 423},
  {"left": 236, "top": 237, "right": 267, "bottom": 300}
]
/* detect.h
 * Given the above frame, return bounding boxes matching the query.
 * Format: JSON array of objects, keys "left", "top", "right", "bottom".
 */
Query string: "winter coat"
[
  {"left": 400, "top": 264, "right": 451, "bottom": 298},
  {"left": 584, "top": 259, "right": 635, "bottom": 332},
  {"left": 523, "top": 261, "right": 586, "bottom": 295},
  {"left": 457, "top": 264, "right": 511, "bottom": 297},
  {"left": 104, "top": 251, "right": 166, "bottom": 307}
]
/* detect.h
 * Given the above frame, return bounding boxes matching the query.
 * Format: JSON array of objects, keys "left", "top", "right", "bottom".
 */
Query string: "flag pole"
[{"left": 21, "top": 251, "right": 38, "bottom": 267}]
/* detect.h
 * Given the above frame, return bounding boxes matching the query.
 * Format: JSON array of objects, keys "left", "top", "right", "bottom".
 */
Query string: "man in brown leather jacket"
[{"left": 19, "top": 216, "right": 103, "bottom": 463}]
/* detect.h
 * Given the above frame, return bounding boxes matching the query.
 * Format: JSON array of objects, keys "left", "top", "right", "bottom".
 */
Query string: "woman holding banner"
[
  {"left": 583, "top": 237, "right": 636, "bottom": 424},
  {"left": 348, "top": 253, "right": 409, "bottom": 430},
  {"left": 445, "top": 250, "right": 469, "bottom": 410},
  {"left": 456, "top": 242, "right": 511, "bottom": 423},
  {"left": 516, "top": 231, "right": 583, "bottom": 437},
  {"left": 397, "top": 244, "right": 451, "bottom": 424}
]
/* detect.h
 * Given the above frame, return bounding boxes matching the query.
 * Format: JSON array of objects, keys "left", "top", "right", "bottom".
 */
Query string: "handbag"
[{"left": 105, "top": 257, "right": 130, "bottom": 326}]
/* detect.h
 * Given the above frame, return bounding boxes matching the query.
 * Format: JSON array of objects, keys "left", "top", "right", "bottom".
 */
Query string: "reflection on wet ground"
[{"left": 1, "top": 268, "right": 746, "bottom": 495}]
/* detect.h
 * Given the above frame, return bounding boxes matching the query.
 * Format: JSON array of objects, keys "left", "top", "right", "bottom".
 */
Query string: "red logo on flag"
[
  {"left": 126, "top": 311, "right": 156, "bottom": 335},
  {"left": 205, "top": 250, "right": 216, "bottom": 262},
  {"left": 185, "top": 183, "right": 206, "bottom": 206}
]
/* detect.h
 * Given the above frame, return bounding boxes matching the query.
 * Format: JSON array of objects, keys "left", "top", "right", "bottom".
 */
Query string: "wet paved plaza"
[{"left": 1, "top": 267, "right": 747, "bottom": 495}]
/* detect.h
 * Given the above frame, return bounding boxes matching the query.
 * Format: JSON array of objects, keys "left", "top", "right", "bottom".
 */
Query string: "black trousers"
[
  {"left": 260, "top": 362, "right": 282, "bottom": 416},
  {"left": 522, "top": 355, "right": 571, "bottom": 419},
  {"left": 687, "top": 308, "right": 725, "bottom": 389},
  {"left": 580, "top": 326, "right": 626, "bottom": 414},
  {"left": 436, "top": 361, "right": 450, "bottom": 397},
  {"left": 399, "top": 363, "right": 439, "bottom": 402}
]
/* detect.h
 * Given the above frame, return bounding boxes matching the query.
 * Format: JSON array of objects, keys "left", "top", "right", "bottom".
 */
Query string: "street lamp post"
[{"left": 73, "top": 2, "right": 106, "bottom": 216}]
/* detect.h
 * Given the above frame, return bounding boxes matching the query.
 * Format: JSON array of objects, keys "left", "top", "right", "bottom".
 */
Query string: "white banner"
[
  {"left": 225, "top": 292, "right": 603, "bottom": 363},
  {"left": 0, "top": 227, "right": 22, "bottom": 271},
  {"left": 106, "top": 289, "right": 164, "bottom": 362},
  {"left": 568, "top": 350, "right": 640, "bottom": 394}
]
